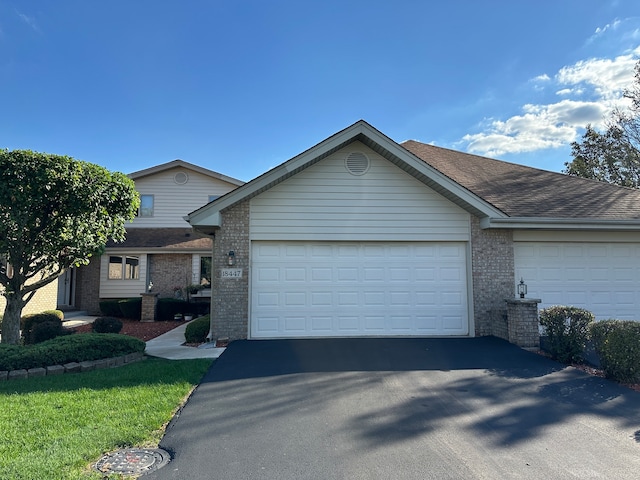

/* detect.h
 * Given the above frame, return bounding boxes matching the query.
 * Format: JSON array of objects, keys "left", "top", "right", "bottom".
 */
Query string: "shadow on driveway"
[{"left": 148, "top": 337, "right": 640, "bottom": 480}]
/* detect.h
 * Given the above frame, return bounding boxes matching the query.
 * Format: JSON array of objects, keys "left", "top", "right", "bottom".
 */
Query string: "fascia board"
[
  {"left": 362, "top": 130, "right": 507, "bottom": 219},
  {"left": 104, "top": 247, "right": 213, "bottom": 254},
  {"left": 481, "top": 217, "right": 640, "bottom": 231},
  {"left": 186, "top": 210, "right": 221, "bottom": 228}
]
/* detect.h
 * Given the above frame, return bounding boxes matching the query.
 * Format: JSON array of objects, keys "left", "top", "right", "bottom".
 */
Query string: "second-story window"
[{"left": 139, "top": 195, "right": 154, "bottom": 217}]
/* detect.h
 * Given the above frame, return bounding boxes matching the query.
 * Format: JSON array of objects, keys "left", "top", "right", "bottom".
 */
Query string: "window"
[
  {"left": 108, "top": 255, "right": 140, "bottom": 280},
  {"left": 138, "top": 195, "right": 154, "bottom": 217},
  {"left": 200, "top": 256, "right": 212, "bottom": 288}
]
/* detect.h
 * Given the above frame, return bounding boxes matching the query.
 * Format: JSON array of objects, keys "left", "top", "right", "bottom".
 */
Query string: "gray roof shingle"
[
  {"left": 401, "top": 140, "right": 640, "bottom": 219},
  {"left": 106, "top": 228, "right": 212, "bottom": 250}
]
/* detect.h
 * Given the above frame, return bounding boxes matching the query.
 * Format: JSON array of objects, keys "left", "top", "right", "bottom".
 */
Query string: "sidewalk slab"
[{"left": 144, "top": 321, "right": 225, "bottom": 360}]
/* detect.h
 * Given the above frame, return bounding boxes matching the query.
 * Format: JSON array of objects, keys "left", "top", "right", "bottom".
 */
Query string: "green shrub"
[
  {"left": 41, "top": 310, "right": 64, "bottom": 321},
  {"left": 21, "top": 311, "right": 65, "bottom": 345},
  {"left": 157, "top": 298, "right": 188, "bottom": 321},
  {"left": 590, "top": 320, "right": 640, "bottom": 383},
  {"left": 118, "top": 297, "right": 142, "bottom": 320},
  {"left": 92, "top": 316, "right": 124, "bottom": 334},
  {"left": 99, "top": 299, "right": 124, "bottom": 317},
  {"left": 31, "top": 320, "right": 72, "bottom": 344},
  {"left": 184, "top": 315, "right": 210, "bottom": 343},
  {"left": 539, "top": 306, "right": 595, "bottom": 363},
  {"left": 0, "top": 334, "right": 145, "bottom": 371}
]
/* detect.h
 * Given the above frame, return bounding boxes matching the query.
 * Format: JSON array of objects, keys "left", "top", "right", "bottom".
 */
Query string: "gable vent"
[
  {"left": 345, "top": 152, "right": 370, "bottom": 176},
  {"left": 174, "top": 172, "right": 189, "bottom": 185}
]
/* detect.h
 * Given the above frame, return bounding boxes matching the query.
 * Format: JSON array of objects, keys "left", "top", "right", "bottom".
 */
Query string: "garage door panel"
[
  {"left": 311, "top": 268, "right": 332, "bottom": 281},
  {"left": 515, "top": 242, "right": 640, "bottom": 320},
  {"left": 251, "top": 242, "right": 469, "bottom": 337}
]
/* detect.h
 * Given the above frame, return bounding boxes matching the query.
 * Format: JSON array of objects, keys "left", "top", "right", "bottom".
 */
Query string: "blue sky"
[{"left": 1, "top": 1, "right": 639, "bottom": 182}]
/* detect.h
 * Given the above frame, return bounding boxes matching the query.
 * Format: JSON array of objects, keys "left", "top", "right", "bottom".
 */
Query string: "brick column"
[
  {"left": 505, "top": 298, "right": 541, "bottom": 350},
  {"left": 140, "top": 293, "right": 158, "bottom": 322}
]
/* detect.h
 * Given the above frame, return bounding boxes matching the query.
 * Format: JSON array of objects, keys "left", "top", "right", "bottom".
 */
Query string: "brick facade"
[
  {"left": 209, "top": 200, "right": 250, "bottom": 341},
  {"left": 148, "top": 254, "right": 194, "bottom": 298},
  {"left": 75, "top": 257, "right": 102, "bottom": 315},
  {"left": 505, "top": 299, "right": 541, "bottom": 349},
  {"left": 469, "top": 216, "right": 515, "bottom": 337}
]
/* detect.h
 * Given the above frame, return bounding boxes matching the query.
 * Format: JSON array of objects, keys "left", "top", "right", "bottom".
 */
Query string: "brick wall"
[
  {"left": 470, "top": 216, "right": 515, "bottom": 336},
  {"left": 148, "top": 254, "right": 194, "bottom": 298},
  {"left": 75, "top": 257, "right": 102, "bottom": 314},
  {"left": 210, "top": 200, "right": 250, "bottom": 340},
  {"left": 505, "top": 299, "right": 541, "bottom": 349}
]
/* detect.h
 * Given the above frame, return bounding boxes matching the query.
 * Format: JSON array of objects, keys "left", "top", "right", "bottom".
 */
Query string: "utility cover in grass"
[{"left": 94, "top": 448, "right": 170, "bottom": 475}]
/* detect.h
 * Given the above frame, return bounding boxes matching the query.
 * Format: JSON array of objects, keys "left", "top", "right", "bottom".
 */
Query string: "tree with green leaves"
[
  {"left": 0, "top": 150, "right": 139, "bottom": 344},
  {"left": 565, "top": 61, "right": 640, "bottom": 187}
]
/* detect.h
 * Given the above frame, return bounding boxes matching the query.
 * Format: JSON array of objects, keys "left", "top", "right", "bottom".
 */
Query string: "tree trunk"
[{"left": 1, "top": 293, "right": 27, "bottom": 345}]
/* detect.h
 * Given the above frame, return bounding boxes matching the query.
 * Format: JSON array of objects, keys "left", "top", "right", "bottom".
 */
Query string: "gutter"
[{"left": 481, "top": 217, "right": 640, "bottom": 231}]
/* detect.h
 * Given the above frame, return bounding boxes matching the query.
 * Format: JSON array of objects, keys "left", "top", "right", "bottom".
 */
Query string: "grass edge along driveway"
[{"left": 0, "top": 357, "right": 213, "bottom": 480}]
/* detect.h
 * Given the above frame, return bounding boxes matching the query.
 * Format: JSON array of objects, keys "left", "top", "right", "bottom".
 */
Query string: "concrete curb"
[{"left": 0, "top": 352, "right": 145, "bottom": 381}]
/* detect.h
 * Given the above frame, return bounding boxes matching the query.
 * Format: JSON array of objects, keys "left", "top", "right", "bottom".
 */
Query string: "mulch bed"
[
  {"left": 536, "top": 349, "right": 640, "bottom": 393},
  {"left": 68, "top": 319, "right": 184, "bottom": 342}
]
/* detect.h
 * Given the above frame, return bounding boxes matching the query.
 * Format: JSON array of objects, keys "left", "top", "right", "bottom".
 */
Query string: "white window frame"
[
  {"left": 108, "top": 255, "right": 140, "bottom": 280},
  {"left": 139, "top": 194, "right": 154, "bottom": 217}
]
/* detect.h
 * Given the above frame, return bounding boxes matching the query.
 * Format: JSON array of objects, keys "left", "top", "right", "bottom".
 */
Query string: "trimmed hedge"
[
  {"left": 184, "top": 315, "right": 210, "bottom": 343},
  {"left": 99, "top": 299, "right": 124, "bottom": 317},
  {"left": 21, "top": 311, "right": 66, "bottom": 345},
  {"left": 0, "top": 333, "right": 145, "bottom": 371},
  {"left": 92, "top": 316, "right": 124, "bottom": 334},
  {"left": 119, "top": 297, "right": 142, "bottom": 320},
  {"left": 31, "top": 321, "right": 72, "bottom": 344},
  {"left": 590, "top": 320, "right": 640, "bottom": 383},
  {"left": 157, "top": 298, "right": 189, "bottom": 321},
  {"left": 98, "top": 298, "right": 142, "bottom": 319},
  {"left": 539, "top": 306, "right": 594, "bottom": 363}
]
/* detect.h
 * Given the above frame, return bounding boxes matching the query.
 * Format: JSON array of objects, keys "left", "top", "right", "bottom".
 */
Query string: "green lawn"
[{"left": 0, "top": 357, "right": 213, "bottom": 480}]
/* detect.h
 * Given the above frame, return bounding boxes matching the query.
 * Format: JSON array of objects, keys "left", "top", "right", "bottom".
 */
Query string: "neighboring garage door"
[
  {"left": 515, "top": 242, "right": 640, "bottom": 320},
  {"left": 251, "top": 241, "right": 469, "bottom": 338}
]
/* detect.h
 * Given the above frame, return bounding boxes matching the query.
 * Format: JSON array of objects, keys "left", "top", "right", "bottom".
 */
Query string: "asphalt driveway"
[{"left": 146, "top": 337, "right": 640, "bottom": 479}]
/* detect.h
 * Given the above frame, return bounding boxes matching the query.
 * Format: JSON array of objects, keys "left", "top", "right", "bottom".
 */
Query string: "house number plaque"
[{"left": 221, "top": 268, "right": 243, "bottom": 279}]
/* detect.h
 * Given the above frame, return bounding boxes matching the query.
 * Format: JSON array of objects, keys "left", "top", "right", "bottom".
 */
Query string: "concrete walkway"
[
  {"left": 144, "top": 322, "right": 226, "bottom": 360},
  {"left": 63, "top": 311, "right": 225, "bottom": 360}
]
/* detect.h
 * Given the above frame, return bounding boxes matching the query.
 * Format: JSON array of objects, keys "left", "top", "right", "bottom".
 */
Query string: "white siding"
[
  {"left": 130, "top": 167, "right": 238, "bottom": 228},
  {"left": 250, "top": 142, "right": 470, "bottom": 241},
  {"left": 99, "top": 254, "right": 148, "bottom": 298}
]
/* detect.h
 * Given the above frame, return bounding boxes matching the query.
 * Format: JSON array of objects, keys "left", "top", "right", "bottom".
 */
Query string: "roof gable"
[
  {"left": 129, "top": 159, "right": 244, "bottom": 186},
  {"left": 188, "top": 121, "right": 505, "bottom": 230}
]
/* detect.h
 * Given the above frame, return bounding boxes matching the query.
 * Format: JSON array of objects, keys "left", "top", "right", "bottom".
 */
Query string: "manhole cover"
[{"left": 94, "top": 448, "right": 170, "bottom": 476}]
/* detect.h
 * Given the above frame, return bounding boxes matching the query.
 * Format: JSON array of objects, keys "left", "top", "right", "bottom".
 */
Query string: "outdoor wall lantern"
[
  {"left": 227, "top": 250, "right": 235, "bottom": 266},
  {"left": 517, "top": 278, "right": 528, "bottom": 299}
]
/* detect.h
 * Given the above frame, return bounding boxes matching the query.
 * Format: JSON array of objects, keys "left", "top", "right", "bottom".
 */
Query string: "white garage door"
[
  {"left": 515, "top": 242, "right": 640, "bottom": 320},
  {"left": 251, "top": 242, "right": 469, "bottom": 338}
]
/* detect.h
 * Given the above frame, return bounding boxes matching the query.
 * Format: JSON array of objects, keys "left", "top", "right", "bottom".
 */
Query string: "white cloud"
[
  {"left": 15, "top": 10, "right": 41, "bottom": 34},
  {"left": 461, "top": 49, "right": 638, "bottom": 158}
]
